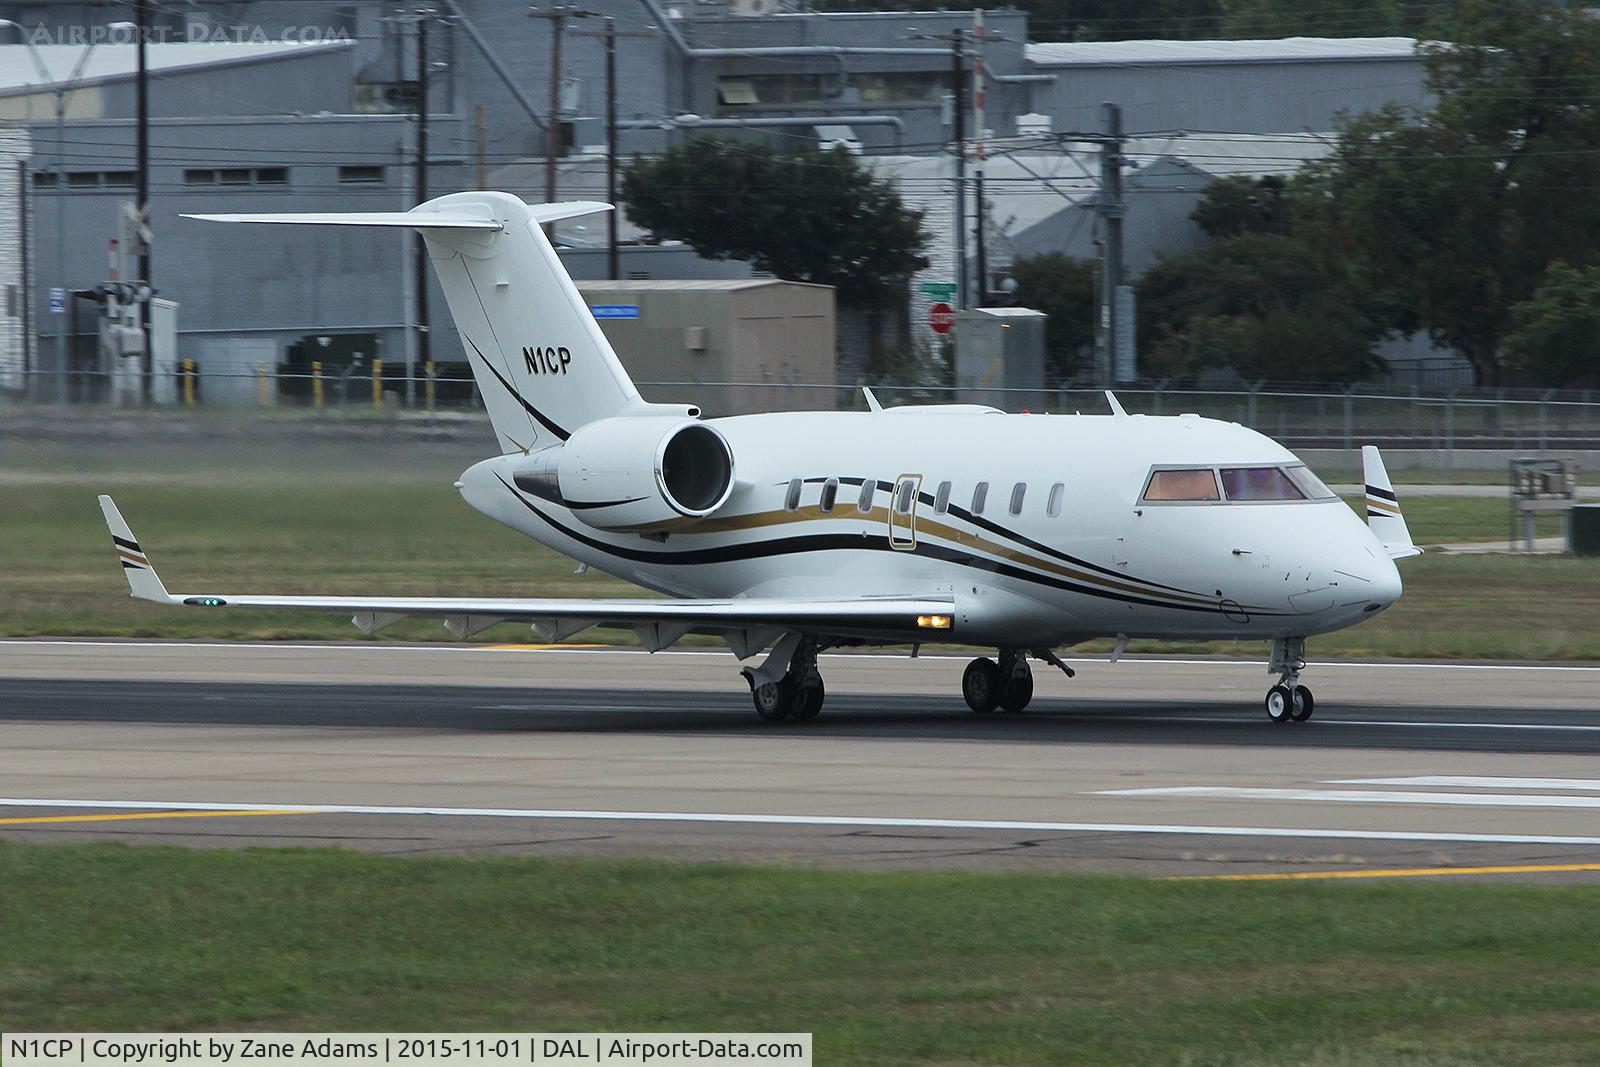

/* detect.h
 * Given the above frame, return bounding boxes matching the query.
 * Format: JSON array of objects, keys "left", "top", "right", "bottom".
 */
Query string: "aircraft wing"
[{"left": 98, "top": 496, "right": 955, "bottom": 651}]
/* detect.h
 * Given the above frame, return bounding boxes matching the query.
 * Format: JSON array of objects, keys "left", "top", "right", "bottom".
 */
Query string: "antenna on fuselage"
[
  {"left": 863, "top": 387, "right": 884, "bottom": 413},
  {"left": 1104, "top": 390, "right": 1128, "bottom": 417}
]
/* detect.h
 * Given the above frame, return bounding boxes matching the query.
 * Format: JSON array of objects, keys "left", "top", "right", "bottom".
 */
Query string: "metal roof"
[
  {"left": 0, "top": 40, "right": 354, "bottom": 96},
  {"left": 1026, "top": 36, "right": 1419, "bottom": 68}
]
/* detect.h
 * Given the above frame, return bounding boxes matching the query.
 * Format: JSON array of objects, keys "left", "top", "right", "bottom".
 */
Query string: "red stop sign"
[{"left": 929, "top": 302, "right": 955, "bottom": 334}]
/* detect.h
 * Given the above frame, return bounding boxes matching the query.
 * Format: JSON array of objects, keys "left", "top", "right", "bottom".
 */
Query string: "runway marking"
[
  {"left": 4, "top": 798, "right": 1600, "bottom": 846},
  {"left": 1320, "top": 720, "right": 1600, "bottom": 733},
  {"left": 5, "top": 640, "right": 1600, "bottom": 671},
  {"left": 1174, "top": 863, "right": 1600, "bottom": 882},
  {"left": 1095, "top": 786, "right": 1600, "bottom": 809},
  {"left": 0, "top": 809, "right": 313, "bottom": 826},
  {"left": 1334, "top": 776, "right": 1600, "bottom": 791}
]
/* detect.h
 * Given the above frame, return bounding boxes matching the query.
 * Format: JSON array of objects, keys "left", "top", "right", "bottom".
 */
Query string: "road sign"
[
  {"left": 928, "top": 302, "right": 955, "bottom": 335},
  {"left": 48, "top": 287, "right": 65, "bottom": 314},
  {"left": 589, "top": 304, "right": 640, "bottom": 320},
  {"left": 920, "top": 282, "right": 956, "bottom": 300}
]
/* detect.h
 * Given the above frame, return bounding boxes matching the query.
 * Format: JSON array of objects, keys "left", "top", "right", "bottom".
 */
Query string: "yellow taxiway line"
[
  {"left": 1174, "top": 862, "right": 1600, "bottom": 882},
  {"left": 0, "top": 809, "right": 313, "bottom": 826}
]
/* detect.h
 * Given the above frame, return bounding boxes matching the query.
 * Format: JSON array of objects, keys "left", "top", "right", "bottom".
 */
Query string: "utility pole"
[
  {"left": 914, "top": 29, "right": 968, "bottom": 308},
  {"left": 969, "top": 11, "right": 1003, "bottom": 306},
  {"left": 413, "top": 9, "right": 433, "bottom": 401},
  {"left": 1098, "top": 102, "right": 1123, "bottom": 390},
  {"left": 475, "top": 103, "right": 487, "bottom": 190},
  {"left": 530, "top": 6, "right": 595, "bottom": 240},
  {"left": 135, "top": 0, "right": 151, "bottom": 403},
  {"left": 575, "top": 20, "right": 655, "bottom": 280}
]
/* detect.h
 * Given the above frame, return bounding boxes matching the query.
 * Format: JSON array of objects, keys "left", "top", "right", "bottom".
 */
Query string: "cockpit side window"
[
  {"left": 1285, "top": 464, "right": 1338, "bottom": 500},
  {"left": 1220, "top": 467, "right": 1306, "bottom": 501},
  {"left": 1142, "top": 468, "right": 1220, "bottom": 502}
]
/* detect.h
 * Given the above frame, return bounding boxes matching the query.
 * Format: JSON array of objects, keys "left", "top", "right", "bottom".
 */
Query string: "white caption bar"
[{"left": 2, "top": 1035, "right": 811, "bottom": 1067}]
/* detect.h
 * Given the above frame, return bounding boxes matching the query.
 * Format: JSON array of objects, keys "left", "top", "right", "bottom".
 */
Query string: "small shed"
[{"left": 574, "top": 279, "right": 836, "bottom": 415}]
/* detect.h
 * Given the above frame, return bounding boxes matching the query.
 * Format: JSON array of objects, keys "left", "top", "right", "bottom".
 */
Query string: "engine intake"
[{"left": 511, "top": 416, "right": 735, "bottom": 531}]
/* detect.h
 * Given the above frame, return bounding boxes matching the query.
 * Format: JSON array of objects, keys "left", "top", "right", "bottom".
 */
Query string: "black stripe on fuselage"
[
  {"left": 566, "top": 496, "right": 649, "bottom": 511},
  {"left": 465, "top": 336, "right": 572, "bottom": 442},
  {"left": 804, "top": 474, "right": 1209, "bottom": 603},
  {"left": 494, "top": 473, "right": 1285, "bottom": 619}
]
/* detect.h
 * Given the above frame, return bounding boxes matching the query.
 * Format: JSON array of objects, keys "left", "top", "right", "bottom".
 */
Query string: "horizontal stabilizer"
[{"left": 181, "top": 201, "right": 612, "bottom": 231}]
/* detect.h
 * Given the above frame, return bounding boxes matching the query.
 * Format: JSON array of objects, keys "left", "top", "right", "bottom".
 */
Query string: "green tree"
[
  {"left": 1006, "top": 252, "right": 1095, "bottom": 381},
  {"left": 1190, "top": 175, "right": 1290, "bottom": 239},
  {"left": 1302, "top": 0, "right": 1600, "bottom": 384},
  {"left": 620, "top": 138, "right": 929, "bottom": 311},
  {"left": 1504, "top": 262, "right": 1600, "bottom": 387},
  {"left": 1218, "top": 0, "right": 1411, "bottom": 38},
  {"left": 1136, "top": 233, "right": 1383, "bottom": 384}
]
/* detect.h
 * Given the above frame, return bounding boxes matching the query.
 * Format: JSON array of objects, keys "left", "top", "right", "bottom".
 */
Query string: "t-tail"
[{"left": 183, "top": 193, "right": 694, "bottom": 454}]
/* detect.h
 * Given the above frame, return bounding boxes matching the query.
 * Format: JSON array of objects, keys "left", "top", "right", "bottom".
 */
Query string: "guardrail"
[{"left": 5, "top": 368, "right": 1600, "bottom": 451}]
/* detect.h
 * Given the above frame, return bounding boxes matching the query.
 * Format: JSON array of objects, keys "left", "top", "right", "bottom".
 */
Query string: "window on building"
[
  {"left": 1009, "top": 482, "right": 1027, "bottom": 515},
  {"left": 101, "top": 171, "right": 135, "bottom": 188},
  {"left": 255, "top": 167, "right": 288, "bottom": 185},
  {"left": 32, "top": 171, "right": 58, "bottom": 188},
  {"left": 338, "top": 165, "right": 385, "bottom": 184},
  {"left": 184, "top": 169, "right": 216, "bottom": 185},
  {"left": 819, "top": 478, "right": 838, "bottom": 513},
  {"left": 933, "top": 480, "right": 951, "bottom": 514},
  {"left": 857, "top": 479, "right": 875, "bottom": 514},
  {"left": 66, "top": 172, "right": 99, "bottom": 188},
  {"left": 218, "top": 168, "right": 252, "bottom": 185},
  {"left": 971, "top": 481, "right": 989, "bottom": 514},
  {"left": 1047, "top": 482, "right": 1064, "bottom": 518},
  {"left": 717, "top": 78, "right": 758, "bottom": 105}
]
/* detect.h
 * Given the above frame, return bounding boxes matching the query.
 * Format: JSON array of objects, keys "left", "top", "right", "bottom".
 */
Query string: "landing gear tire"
[
  {"left": 790, "top": 674, "right": 826, "bottom": 721},
  {"left": 752, "top": 678, "right": 793, "bottom": 721},
  {"left": 1290, "top": 685, "right": 1314, "bottom": 722},
  {"left": 963, "top": 657, "right": 1003, "bottom": 714},
  {"left": 999, "top": 660, "right": 1034, "bottom": 713},
  {"left": 1265, "top": 684, "right": 1293, "bottom": 724}
]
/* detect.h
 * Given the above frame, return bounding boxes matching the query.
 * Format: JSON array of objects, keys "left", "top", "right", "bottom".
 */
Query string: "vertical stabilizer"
[{"left": 1361, "top": 445, "right": 1421, "bottom": 559}]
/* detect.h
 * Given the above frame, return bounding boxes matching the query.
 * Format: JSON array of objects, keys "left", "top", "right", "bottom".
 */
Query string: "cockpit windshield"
[{"left": 1142, "top": 463, "right": 1337, "bottom": 504}]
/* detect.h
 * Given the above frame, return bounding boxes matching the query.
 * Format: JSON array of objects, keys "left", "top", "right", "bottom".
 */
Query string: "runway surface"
[{"left": 3, "top": 639, "right": 1599, "bottom": 881}]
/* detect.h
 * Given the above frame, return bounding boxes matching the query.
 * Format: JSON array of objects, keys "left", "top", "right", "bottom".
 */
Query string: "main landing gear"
[
  {"left": 1265, "top": 636, "right": 1314, "bottom": 724},
  {"left": 962, "top": 648, "right": 1074, "bottom": 714},
  {"left": 742, "top": 634, "right": 825, "bottom": 722}
]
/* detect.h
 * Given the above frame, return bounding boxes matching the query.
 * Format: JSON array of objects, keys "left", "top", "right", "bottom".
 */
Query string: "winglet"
[
  {"left": 1360, "top": 446, "right": 1421, "bottom": 559},
  {"left": 97, "top": 496, "right": 174, "bottom": 602},
  {"left": 1105, "top": 390, "right": 1128, "bottom": 417}
]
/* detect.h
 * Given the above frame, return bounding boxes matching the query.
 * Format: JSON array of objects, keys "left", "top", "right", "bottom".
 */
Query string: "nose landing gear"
[{"left": 1265, "top": 637, "right": 1314, "bottom": 723}]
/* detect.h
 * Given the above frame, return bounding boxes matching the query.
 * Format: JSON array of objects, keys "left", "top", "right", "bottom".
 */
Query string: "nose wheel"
[{"left": 1265, "top": 637, "right": 1314, "bottom": 723}]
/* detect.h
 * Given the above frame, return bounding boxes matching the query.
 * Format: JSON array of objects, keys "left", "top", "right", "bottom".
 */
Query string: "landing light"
[{"left": 917, "top": 614, "right": 953, "bottom": 630}]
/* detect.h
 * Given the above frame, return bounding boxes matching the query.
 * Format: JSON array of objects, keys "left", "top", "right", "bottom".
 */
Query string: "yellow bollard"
[
  {"left": 257, "top": 362, "right": 269, "bottom": 407},
  {"left": 312, "top": 361, "right": 324, "bottom": 409},
  {"left": 371, "top": 358, "right": 383, "bottom": 410},
  {"left": 182, "top": 359, "right": 196, "bottom": 406},
  {"left": 425, "top": 360, "right": 436, "bottom": 412}
]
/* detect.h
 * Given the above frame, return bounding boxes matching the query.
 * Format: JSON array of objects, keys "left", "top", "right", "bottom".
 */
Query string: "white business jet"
[{"left": 99, "top": 192, "right": 1419, "bottom": 724}]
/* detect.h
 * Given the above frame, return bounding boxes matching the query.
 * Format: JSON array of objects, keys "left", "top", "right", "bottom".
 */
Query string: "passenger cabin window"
[
  {"left": 971, "top": 481, "right": 989, "bottom": 514},
  {"left": 933, "top": 481, "right": 952, "bottom": 514},
  {"left": 820, "top": 478, "right": 838, "bottom": 513},
  {"left": 1047, "top": 482, "right": 1064, "bottom": 518},
  {"left": 1143, "top": 468, "right": 1221, "bottom": 502},
  {"left": 895, "top": 479, "right": 916, "bottom": 514},
  {"left": 1220, "top": 467, "right": 1304, "bottom": 502},
  {"left": 857, "top": 480, "right": 875, "bottom": 513},
  {"left": 1009, "top": 482, "right": 1026, "bottom": 515},
  {"left": 784, "top": 478, "right": 803, "bottom": 511}
]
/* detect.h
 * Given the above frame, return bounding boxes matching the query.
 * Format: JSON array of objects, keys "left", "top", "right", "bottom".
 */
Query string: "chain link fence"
[{"left": 6, "top": 367, "right": 1600, "bottom": 451}]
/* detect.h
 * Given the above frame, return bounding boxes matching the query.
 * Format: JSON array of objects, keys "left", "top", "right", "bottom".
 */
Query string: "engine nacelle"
[{"left": 511, "top": 416, "right": 735, "bottom": 531}]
